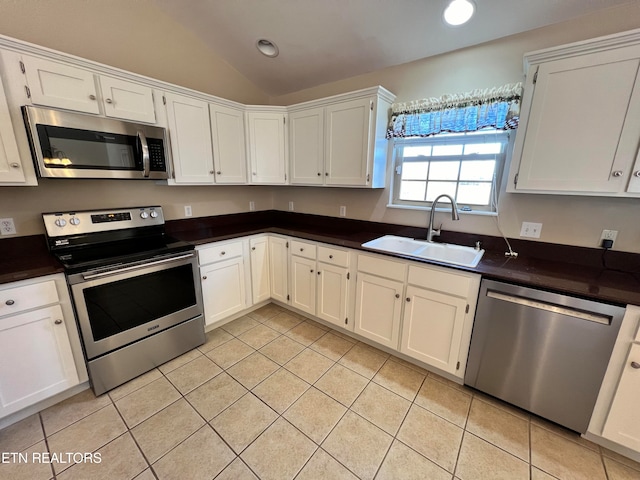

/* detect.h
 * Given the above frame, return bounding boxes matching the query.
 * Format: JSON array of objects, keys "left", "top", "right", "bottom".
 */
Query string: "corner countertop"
[{"left": 2, "top": 211, "right": 639, "bottom": 307}]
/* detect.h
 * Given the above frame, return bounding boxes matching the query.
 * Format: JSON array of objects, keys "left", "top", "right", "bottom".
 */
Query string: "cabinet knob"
[
  {"left": 10, "top": 163, "right": 19, "bottom": 169},
  {"left": 5, "top": 299, "right": 15, "bottom": 306},
  {"left": 252, "top": 247, "right": 256, "bottom": 251},
  {"left": 612, "top": 170, "right": 624, "bottom": 177},
  {"left": 54, "top": 319, "right": 62, "bottom": 325},
  {"left": 105, "top": 98, "right": 113, "bottom": 104},
  {"left": 395, "top": 293, "right": 400, "bottom": 299},
  {"left": 325, "top": 172, "right": 329, "bottom": 176},
  {"left": 317, "top": 172, "right": 321, "bottom": 176},
  {"left": 252, "top": 172, "right": 257, "bottom": 175},
  {"left": 631, "top": 361, "right": 640, "bottom": 369},
  {"left": 300, "top": 248, "right": 304, "bottom": 252},
  {"left": 634, "top": 171, "right": 640, "bottom": 178},
  {"left": 209, "top": 170, "right": 214, "bottom": 174},
  {"left": 310, "top": 269, "right": 314, "bottom": 273},
  {"left": 406, "top": 298, "right": 411, "bottom": 302},
  {"left": 202, "top": 276, "right": 207, "bottom": 280},
  {"left": 221, "top": 251, "right": 226, "bottom": 256},
  {"left": 329, "top": 255, "right": 333, "bottom": 259},
  {"left": 89, "top": 94, "right": 96, "bottom": 100},
  {"left": 317, "top": 271, "right": 321, "bottom": 275},
  {"left": 216, "top": 171, "right": 221, "bottom": 175}
]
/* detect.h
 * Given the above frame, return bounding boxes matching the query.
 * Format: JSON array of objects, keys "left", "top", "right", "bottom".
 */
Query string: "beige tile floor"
[{"left": 2, "top": 302, "right": 640, "bottom": 480}]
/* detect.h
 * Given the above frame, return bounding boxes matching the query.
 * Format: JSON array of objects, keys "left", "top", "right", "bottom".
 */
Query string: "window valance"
[{"left": 387, "top": 82, "right": 523, "bottom": 138}]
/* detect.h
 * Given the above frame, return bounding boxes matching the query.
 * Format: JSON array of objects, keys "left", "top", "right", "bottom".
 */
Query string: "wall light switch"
[
  {"left": 520, "top": 222, "right": 542, "bottom": 238},
  {"left": 339, "top": 206, "right": 346, "bottom": 217},
  {"left": 0, "top": 218, "right": 16, "bottom": 236},
  {"left": 249, "top": 201, "right": 255, "bottom": 212},
  {"left": 184, "top": 205, "right": 192, "bottom": 217},
  {"left": 288, "top": 201, "right": 294, "bottom": 212}
]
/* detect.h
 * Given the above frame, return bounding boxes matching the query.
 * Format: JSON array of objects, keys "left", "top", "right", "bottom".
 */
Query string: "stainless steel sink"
[{"left": 361, "top": 235, "right": 485, "bottom": 268}]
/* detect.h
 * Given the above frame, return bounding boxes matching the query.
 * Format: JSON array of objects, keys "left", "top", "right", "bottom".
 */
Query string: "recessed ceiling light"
[
  {"left": 256, "top": 39, "right": 279, "bottom": 58},
  {"left": 443, "top": 0, "right": 475, "bottom": 26}
]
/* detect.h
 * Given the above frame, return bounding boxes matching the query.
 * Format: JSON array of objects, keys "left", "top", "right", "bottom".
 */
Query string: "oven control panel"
[{"left": 43, "top": 206, "right": 164, "bottom": 237}]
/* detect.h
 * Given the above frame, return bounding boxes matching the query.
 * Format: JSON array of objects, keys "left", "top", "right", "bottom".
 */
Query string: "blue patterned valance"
[{"left": 387, "top": 82, "right": 523, "bottom": 138}]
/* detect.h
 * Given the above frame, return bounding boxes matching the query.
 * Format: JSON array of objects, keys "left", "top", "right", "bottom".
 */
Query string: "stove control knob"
[
  {"left": 150, "top": 211, "right": 159, "bottom": 218},
  {"left": 69, "top": 217, "right": 80, "bottom": 226},
  {"left": 140, "top": 211, "right": 149, "bottom": 219},
  {"left": 54, "top": 218, "right": 67, "bottom": 227}
]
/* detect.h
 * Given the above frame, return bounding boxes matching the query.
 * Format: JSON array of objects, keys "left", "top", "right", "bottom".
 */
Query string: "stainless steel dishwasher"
[{"left": 465, "top": 279, "right": 625, "bottom": 433}]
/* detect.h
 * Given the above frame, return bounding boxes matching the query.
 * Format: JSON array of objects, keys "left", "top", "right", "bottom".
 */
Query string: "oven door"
[{"left": 69, "top": 252, "right": 203, "bottom": 359}]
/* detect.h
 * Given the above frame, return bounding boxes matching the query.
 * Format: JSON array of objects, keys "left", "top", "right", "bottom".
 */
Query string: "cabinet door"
[
  {"left": 289, "top": 107, "right": 324, "bottom": 185},
  {"left": 22, "top": 56, "right": 100, "bottom": 114},
  {"left": 0, "top": 305, "right": 79, "bottom": 417},
  {"left": 325, "top": 97, "right": 372, "bottom": 186},
  {"left": 246, "top": 111, "right": 286, "bottom": 184},
  {"left": 317, "top": 263, "right": 348, "bottom": 328},
  {"left": 164, "top": 93, "right": 214, "bottom": 184},
  {"left": 0, "top": 74, "right": 24, "bottom": 183},
  {"left": 400, "top": 285, "right": 467, "bottom": 375},
  {"left": 602, "top": 343, "right": 640, "bottom": 451},
  {"left": 268, "top": 236, "right": 289, "bottom": 304},
  {"left": 290, "top": 255, "right": 316, "bottom": 315},
  {"left": 209, "top": 104, "right": 247, "bottom": 184},
  {"left": 250, "top": 236, "right": 271, "bottom": 304},
  {"left": 516, "top": 47, "right": 640, "bottom": 193},
  {"left": 354, "top": 272, "right": 402, "bottom": 349},
  {"left": 99, "top": 76, "right": 156, "bottom": 123},
  {"left": 200, "top": 258, "right": 246, "bottom": 327}
]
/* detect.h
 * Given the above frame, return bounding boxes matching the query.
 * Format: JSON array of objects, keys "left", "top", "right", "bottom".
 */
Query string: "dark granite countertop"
[{"left": 3, "top": 211, "right": 640, "bottom": 306}]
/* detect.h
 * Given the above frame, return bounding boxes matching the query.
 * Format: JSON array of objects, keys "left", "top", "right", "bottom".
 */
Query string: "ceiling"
[{"left": 153, "top": 0, "right": 635, "bottom": 96}]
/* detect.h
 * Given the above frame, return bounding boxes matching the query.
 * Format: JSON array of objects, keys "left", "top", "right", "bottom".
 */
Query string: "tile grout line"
[{"left": 37, "top": 412, "right": 56, "bottom": 480}]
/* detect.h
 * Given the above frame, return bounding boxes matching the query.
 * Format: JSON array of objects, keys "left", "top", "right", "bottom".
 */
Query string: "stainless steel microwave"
[{"left": 23, "top": 106, "right": 170, "bottom": 180}]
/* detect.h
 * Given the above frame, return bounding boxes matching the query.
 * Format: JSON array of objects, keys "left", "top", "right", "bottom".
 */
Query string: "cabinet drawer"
[
  {"left": 318, "top": 245, "right": 349, "bottom": 267},
  {"left": 291, "top": 240, "right": 316, "bottom": 259},
  {"left": 408, "top": 265, "right": 472, "bottom": 298},
  {"left": 357, "top": 254, "right": 406, "bottom": 281},
  {"left": 198, "top": 240, "right": 244, "bottom": 265},
  {"left": 0, "top": 280, "right": 59, "bottom": 317}
]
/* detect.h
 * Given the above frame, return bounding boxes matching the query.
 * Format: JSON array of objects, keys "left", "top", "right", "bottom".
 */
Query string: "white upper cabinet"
[
  {"left": 246, "top": 109, "right": 287, "bottom": 184},
  {"left": 21, "top": 55, "right": 156, "bottom": 123},
  {"left": 288, "top": 87, "right": 395, "bottom": 188},
  {"left": 289, "top": 107, "right": 325, "bottom": 185},
  {"left": 509, "top": 31, "right": 640, "bottom": 197},
  {"left": 0, "top": 74, "right": 24, "bottom": 183},
  {"left": 209, "top": 103, "right": 247, "bottom": 184},
  {"left": 164, "top": 92, "right": 215, "bottom": 184},
  {"left": 99, "top": 76, "right": 156, "bottom": 124}
]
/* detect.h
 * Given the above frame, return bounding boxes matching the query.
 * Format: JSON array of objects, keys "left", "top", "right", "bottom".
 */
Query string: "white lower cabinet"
[
  {"left": 290, "top": 255, "right": 316, "bottom": 315},
  {"left": 602, "top": 342, "right": 640, "bottom": 451},
  {"left": 0, "top": 274, "right": 84, "bottom": 419},
  {"left": 268, "top": 236, "right": 289, "bottom": 304},
  {"left": 317, "top": 262, "right": 349, "bottom": 329},
  {"left": 354, "top": 254, "right": 406, "bottom": 349},
  {"left": 198, "top": 240, "right": 249, "bottom": 327},
  {"left": 250, "top": 236, "right": 271, "bottom": 304}
]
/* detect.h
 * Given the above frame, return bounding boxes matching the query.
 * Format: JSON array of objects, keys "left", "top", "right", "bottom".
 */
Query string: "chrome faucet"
[{"left": 427, "top": 194, "right": 460, "bottom": 242}]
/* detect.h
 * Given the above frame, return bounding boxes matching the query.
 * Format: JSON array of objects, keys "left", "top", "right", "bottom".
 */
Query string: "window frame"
[{"left": 389, "top": 130, "right": 510, "bottom": 214}]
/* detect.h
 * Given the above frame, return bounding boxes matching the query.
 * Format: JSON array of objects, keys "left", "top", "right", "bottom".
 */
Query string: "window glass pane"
[
  {"left": 402, "top": 161, "right": 429, "bottom": 180},
  {"left": 460, "top": 160, "right": 495, "bottom": 181},
  {"left": 432, "top": 144, "right": 463, "bottom": 156},
  {"left": 457, "top": 182, "right": 492, "bottom": 205},
  {"left": 404, "top": 145, "right": 432, "bottom": 157},
  {"left": 426, "top": 181, "right": 457, "bottom": 201},
  {"left": 429, "top": 161, "right": 460, "bottom": 180},
  {"left": 464, "top": 143, "right": 502, "bottom": 155},
  {"left": 400, "top": 181, "right": 426, "bottom": 201}
]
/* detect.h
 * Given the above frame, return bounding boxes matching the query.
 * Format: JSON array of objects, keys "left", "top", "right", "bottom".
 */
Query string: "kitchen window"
[{"left": 390, "top": 130, "right": 509, "bottom": 213}]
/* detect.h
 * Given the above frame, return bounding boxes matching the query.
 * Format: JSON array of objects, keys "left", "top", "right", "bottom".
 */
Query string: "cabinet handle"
[
  {"left": 317, "top": 271, "right": 321, "bottom": 275},
  {"left": 310, "top": 269, "right": 314, "bottom": 273},
  {"left": 105, "top": 98, "right": 113, "bottom": 104},
  {"left": 631, "top": 362, "right": 640, "bottom": 369},
  {"left": 252, "top": 172, "right": 257, "bottom": 175},
  {"left": 209, "top": 170, "right": 214, "bottom": 174},
  {"left": 54, "top": 319, "right": 62, "bottom": 325},
  {"left": 406, "top": 298, "right": 411, "bottom": 302},
  {"left": 634, "top": 171, "right": 640, "bottom": 178},
  {"left": 329, "top": 255, "right": 333, "bottom": 259},
  {"left": 317, "top": 172, "right": 321, "bottom": 176},
  {"left": 300, "top": 248, "right": 304, "bottom": 251},
  {"left": 220, "top": 251, "right": 226, "bottom": 256},
  {"left": 252, "top": 247, "right": 256, "bottom": 251},
  {"left": 202, "top": 276, "right": 207, "bottom": 280},
  {"left": 5, "top": 299, "right": 15, "bottom": 306},
  {"left": 395, "top": 293, "right": 400, "bottom": 299},
  {"left": 10, "top": 163, "right": 19, "bottom": 169},
  {"left": 325, "top": 172, "right": 329, "bottom": 176},
  {"left": 612, "top": 170, "right": 624, "bottom": 177},
  {"left": 216, "top": 171, "right": 221, "bottom": 175},
  {"left": 89, "top": 94, "right": 96, "bottom": 100}
]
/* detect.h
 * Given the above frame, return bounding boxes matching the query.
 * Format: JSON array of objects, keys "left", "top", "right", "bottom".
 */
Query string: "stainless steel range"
[{"left": 43, "top": 206, "right": 204, "bottom": 395}]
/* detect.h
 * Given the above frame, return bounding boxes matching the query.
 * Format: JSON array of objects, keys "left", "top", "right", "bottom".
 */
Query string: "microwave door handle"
[{"left": 138, "top": 130, "right": 150, "bottom": 177}]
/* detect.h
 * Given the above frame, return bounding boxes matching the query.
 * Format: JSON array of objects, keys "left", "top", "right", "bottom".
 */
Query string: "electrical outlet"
[
  {"left": 184, "top": 205, "right": 192, "bottom": 217},
  {"left": 520, "top": 222, "right": 542, "bottom": 239},
  {"left": 339, "top": 206, "right": 346, "bottom": 217},
  {"left": 600, "top": 229, "right": 618, "bottom": 247},
  {"left": 288, "top": 201, "right": 294, "bottom": 212},
  {"left": 249, "top": 201, "right": 255, "bottom": 212},
  {"left": 0, "top": 218, "right": 16, "bottom": 236}
]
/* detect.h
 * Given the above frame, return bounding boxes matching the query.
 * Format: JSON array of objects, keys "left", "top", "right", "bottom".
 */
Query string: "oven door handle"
[
  {"left": 138, "top": 130, "right": 150, "bottom": 178},
  {"left": 82, "top": 252, "right": 194, "bottom": 280}
]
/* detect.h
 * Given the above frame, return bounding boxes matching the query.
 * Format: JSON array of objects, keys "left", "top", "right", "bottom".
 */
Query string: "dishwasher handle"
[{"left": 486, "top": 290, "right": 612, "bottom": 325}]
